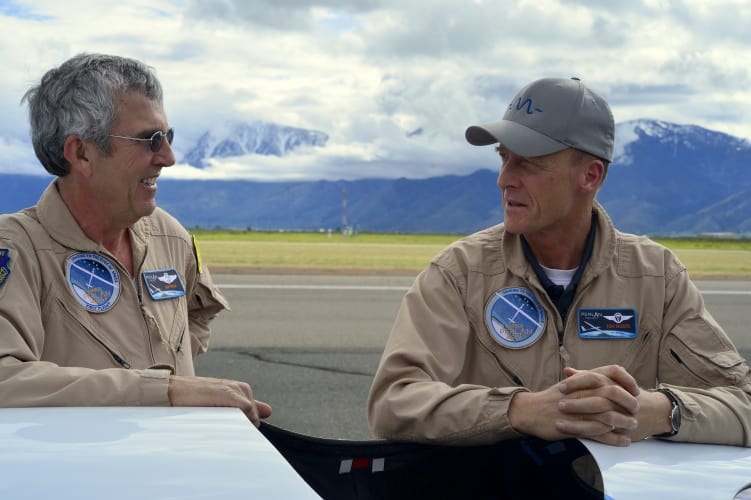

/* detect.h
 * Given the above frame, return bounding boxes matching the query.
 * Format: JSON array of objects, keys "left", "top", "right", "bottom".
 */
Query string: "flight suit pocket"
[
  {"left": 662, "top": 324, "right": 747, "bottom": 387},
  {"left": 619, "top": 325, "right": 658, "bottom": 380},
  {"left": 144, "top": 296, "right": 187, "bottom": 349},
  {"left": 54, "top": 297, "right": 131, "bottom": 368}
]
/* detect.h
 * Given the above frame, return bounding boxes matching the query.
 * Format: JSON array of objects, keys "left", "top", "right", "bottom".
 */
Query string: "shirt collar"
[{"left": 36, "top": 179, "right": 151, "bottom": 255}]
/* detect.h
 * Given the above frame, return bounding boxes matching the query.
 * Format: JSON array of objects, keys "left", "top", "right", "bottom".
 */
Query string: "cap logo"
[{"left": 509, "top": 97, "right": 543, "bottom": 115}]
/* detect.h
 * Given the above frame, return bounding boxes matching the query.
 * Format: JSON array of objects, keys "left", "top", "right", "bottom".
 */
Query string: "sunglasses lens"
[
  {"left": 149, "top": 128, "right": 174, "bottom": 152},
  {"left": 149, "top": 132, "right": 163, "bottom": 152}
]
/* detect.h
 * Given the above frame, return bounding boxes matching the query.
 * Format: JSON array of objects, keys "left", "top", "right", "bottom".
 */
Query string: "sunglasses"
[{"left": 109, "top": 128, "right": 174, "bottom": 152}]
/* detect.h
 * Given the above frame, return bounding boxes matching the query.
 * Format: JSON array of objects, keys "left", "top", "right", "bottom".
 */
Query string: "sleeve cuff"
[{"left": 137, "top": 369, "right": 171, "bottom": 405}]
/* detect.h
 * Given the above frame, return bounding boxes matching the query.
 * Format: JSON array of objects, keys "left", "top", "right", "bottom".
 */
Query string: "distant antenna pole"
[{"left": 341, "top": 187, "right": 348, "bottom": 235}]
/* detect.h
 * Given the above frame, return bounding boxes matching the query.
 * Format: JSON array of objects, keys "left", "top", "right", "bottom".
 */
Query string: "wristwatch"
[{"left": 654, "top": 389, "right": 681, "bottom": 438}]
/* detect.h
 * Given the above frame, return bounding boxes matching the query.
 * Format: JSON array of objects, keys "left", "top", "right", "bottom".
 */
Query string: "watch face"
[
  {"left": 655, "top": 390, "right": 680, "bottom": 438},
  {"left": 670, "top": 403, "right": 681, "bottom": 431}
]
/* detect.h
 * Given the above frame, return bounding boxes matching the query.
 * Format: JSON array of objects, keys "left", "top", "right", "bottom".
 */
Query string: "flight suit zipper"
[
  {"left": 98, "top": 247, "right": 158, "bottom": 367},
  {"left": 130, "top": 250, "right": 183, "bottom": 369},
  {"left": 555, "top": 277, "right": 593, "bottom": 378},
  {"left": 175, "top": 330, "right": 185, "bottom": 353},
  {"left": 111, "top": 351, "right": 132, "bottom": 369},
  {"left": 130, "top": 251, "right": 158, "bottom": 367}
]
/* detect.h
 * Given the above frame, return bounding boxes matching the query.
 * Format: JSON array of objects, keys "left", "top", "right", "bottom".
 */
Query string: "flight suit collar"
[
  {"left": 500, "top": 200, "right": 618, "bottom": 286},
  {"left": 36, "top": 179, "right": 153, "bottom": 262},
  {"left": 584, "top": 200, "right": 618, "bottom": 282},
  {"left": 36, "top": 180, "right": 97, "bottom": 251}
]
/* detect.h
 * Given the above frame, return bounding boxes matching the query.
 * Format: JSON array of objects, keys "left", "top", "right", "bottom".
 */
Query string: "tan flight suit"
[
  {"left": 368, "top": 203, "right": 751, "bottom": 446},
  {"left": 0, "top": 180, "right": 229, "bottom": 406}
]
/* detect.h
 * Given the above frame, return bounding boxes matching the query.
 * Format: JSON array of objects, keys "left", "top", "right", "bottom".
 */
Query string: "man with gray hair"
[
  {"left": 0, "top": 53, "right": 271, "bottom": 425},
  {"left": 368, "top": 77, "right": 751, "bottom": 447}
]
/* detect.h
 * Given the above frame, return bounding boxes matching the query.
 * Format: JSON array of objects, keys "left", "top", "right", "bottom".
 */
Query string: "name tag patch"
[
  {"left": 66, "top": 252, "right": 121, "bottom": 313},
  {"left": 578, "top": 308, "right": 638, "bottom": 340},
  {"left": 142, "top": 269, "right": 186, "bottom": 300}
]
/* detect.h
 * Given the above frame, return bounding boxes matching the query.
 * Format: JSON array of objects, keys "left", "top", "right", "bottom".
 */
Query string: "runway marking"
[{"left": 217, "top": 284, "right": 750, "bottom": 295}]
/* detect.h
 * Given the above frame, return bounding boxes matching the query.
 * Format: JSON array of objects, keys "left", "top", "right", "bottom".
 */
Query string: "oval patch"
[
  {"left": 484, "top": 287, "right": 546, "bottom": 349},
  {"left": 65, "top": 252, "right": 121, "bottom": 313}
]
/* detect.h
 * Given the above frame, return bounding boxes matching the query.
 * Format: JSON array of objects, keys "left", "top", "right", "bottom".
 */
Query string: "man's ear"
[
  {"left": 62, "top": 135, "right": 92, "bottom": 175},
  {"left": 581, "top": 158, "right": 605, "bottom": 193}
]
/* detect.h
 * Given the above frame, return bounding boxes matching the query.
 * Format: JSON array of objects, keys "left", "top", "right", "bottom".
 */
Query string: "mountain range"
[
  {"left": 182, "top": 121, "right": 329, "bottom": 168},
  {"left": 1, "top": 119, "right": 750, "bottom": 235}
]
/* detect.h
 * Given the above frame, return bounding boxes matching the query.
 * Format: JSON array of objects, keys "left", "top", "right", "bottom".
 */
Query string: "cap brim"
[{"left": 465, "top": 120, "right": 568, "bottom": 157}]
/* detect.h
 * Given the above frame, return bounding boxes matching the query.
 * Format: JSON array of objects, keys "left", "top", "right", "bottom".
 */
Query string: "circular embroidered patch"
[
  {"left": 65, "top": 252, "right": 121, "bottom": 313},
  {"left": 484, "top": 287, "right": 546, "bottom": 349}
]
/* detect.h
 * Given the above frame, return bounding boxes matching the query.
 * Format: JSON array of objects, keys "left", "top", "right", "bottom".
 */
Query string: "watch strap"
[{"left": 654, "top": 389, "right": 680, "bottom": 438}]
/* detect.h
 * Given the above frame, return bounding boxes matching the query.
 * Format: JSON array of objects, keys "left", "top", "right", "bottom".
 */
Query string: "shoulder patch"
[
  {"left": 192, "top": 234, "right": 203, "bottom": 274},
  {"left": 0, "top": 248, "right": 11, "bottom": 294}
]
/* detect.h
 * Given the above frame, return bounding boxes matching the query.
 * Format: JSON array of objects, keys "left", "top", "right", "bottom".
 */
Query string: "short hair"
[{"left": 22, "top": 53, "right": 164, "bottom": 176}]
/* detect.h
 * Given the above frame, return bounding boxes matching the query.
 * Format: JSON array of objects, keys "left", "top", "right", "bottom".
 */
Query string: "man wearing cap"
[{"left": 368, "top": 77, "right": 751, "bottom": 447}]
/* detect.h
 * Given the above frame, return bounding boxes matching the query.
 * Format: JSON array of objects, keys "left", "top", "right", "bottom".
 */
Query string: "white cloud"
[
  {"left": 0, "top": 136, "right": 42, "bottom": 175},
  {"left": 2, "top": 0, "right": 751, "bottom": 180}
]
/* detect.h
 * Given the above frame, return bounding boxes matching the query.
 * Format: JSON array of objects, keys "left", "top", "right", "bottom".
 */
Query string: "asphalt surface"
[{"left": 194, "top": 274, "right": 751, "bottom": 440}]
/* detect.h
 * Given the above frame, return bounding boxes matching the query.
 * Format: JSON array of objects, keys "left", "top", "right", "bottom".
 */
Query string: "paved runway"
[{"left": 194, "top": 274, "right": 751, "bottom": 440}]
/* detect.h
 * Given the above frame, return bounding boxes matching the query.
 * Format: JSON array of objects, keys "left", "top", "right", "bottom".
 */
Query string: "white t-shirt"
[{"left": 540, "top": 265, "right": 577, "bottom": 288}]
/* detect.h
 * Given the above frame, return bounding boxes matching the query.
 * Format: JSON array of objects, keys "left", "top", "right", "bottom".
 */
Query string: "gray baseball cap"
[{"left": 465, "top": 77, "right": 614, "bottom": 162}]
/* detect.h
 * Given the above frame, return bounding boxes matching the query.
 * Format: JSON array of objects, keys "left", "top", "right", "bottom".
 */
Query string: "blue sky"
[{"left": 2, "top": 0, "right": 750, "bottom": 180}]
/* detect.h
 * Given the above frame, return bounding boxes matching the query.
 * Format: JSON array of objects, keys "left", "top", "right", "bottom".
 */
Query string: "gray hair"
[{"left": 22, "top": 53, "right": 164, "bottom": 176}]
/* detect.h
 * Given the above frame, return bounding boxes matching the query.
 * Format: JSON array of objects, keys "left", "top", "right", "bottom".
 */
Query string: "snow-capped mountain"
[
  {"left": 600, "top": 119, "right": 751, "bottom": 234},
  {"left": 2, "top": 119, "right": 750, "bottom": 235},
  {"left": 614, "top": 119, "right": 751, "bottom": 166},
  {"left": 182, "top": 121, "right": 329, "bottom": 168}
]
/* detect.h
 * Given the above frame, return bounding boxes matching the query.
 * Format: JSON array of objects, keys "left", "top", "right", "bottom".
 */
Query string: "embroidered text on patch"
[
  {"left": 65, "top": 253, "right": 121, "bottom": 313},
  {"left": 142, "top": 268, "right": 186, "bottom": 300},
  {"left": 578, "top": 308, "right": 638, "bottom": 340},
  {"left": 484, "top": 287, "right": 546, "bottom": 349}
]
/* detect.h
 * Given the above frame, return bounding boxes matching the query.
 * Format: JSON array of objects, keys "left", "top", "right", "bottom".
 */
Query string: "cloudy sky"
[{"left": 1, "top": 0, "right": 750, "bottom": 181}]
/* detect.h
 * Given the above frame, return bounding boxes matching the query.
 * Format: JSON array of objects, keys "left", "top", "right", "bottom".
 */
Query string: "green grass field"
[{"left": 194, "top": 231, "right": 751, "bottom": 278}]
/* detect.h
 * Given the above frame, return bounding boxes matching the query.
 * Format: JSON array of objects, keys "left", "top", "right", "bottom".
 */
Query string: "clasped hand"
[{"left": 509, "top": 365, "right": 645, "bottom": 446}]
